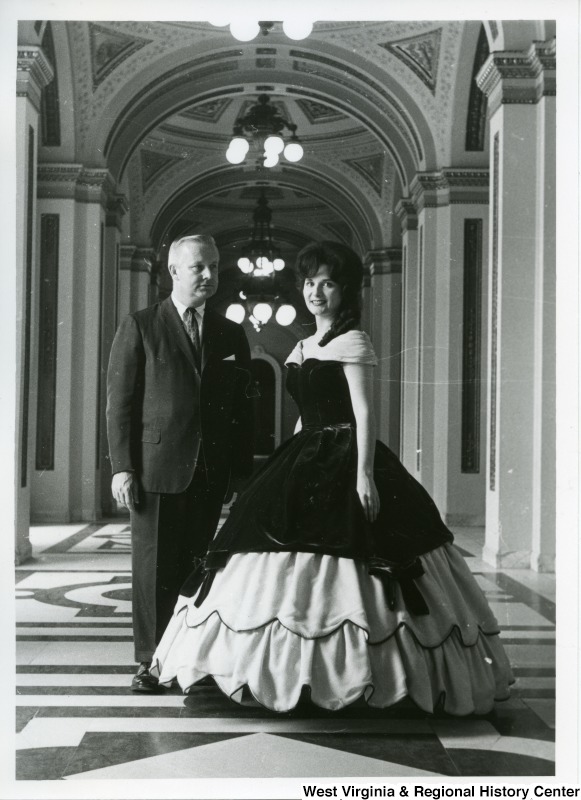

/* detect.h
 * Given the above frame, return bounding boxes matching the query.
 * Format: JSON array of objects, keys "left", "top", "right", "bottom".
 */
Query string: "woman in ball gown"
[{"left": 151, "top": 240, "right": 514, "bottom": 715}]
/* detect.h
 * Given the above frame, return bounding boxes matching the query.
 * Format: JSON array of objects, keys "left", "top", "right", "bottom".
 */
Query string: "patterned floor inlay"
[{"left": 14, "top": 520, "right": 557, "bottom": 780}]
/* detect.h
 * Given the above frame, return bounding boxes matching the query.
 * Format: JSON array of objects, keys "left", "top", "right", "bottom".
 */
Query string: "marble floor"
[{"left": 15, "top": 520, "right": 556, "bottom": 782}]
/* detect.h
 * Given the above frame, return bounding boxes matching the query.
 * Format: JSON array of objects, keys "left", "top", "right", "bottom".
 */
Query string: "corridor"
[{"left": 16, "top": 519, "right": 555, "bottom": 781}]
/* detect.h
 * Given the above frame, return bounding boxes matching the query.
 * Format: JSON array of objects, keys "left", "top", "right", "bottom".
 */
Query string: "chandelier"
[
  {"left": 226, "top": 94, "right": 304, "bottom": 168},
  {"left": 226, "top": 189, "right": 297, "bottom": 332},
  {"left": 208, "top": 18, "right": 314, "bottom": 42}
]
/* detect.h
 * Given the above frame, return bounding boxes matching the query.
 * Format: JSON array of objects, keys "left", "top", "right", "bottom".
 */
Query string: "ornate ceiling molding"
[
  {"left": 379, "top": 29, "right": 442, "bottom": 94},
  {"left": 148, "top": 166, "right": 375, "bottom": 254},
  {"left": 365, "top": 248, "right": 403, "bottom": 275},
  {"left": 290, "top": 49, "right": 423, "bottom": 161},
  {"left": 140, "top": 149, "right": 183, "bottom": 192},
  {"left": 37, "top": 163, "right": 116, "bottom": 205},
  {"left": 89, "top": 23, "right": 151, "bottom": 90},
  {"left": 476, "top": 38, "right": 556, "bottom": 115},
  {"left": 17, "top": 46, "right": 54, "bottom": 111},
  {"left": 345, "top": 153, "right": 385, "bottom": 194},
  {"left": 179, "top": 98, "right": 232, "bottom": 123},
  {"left": 106, "top": 194, "right": 129, "bottom": 229},
  {"left": 395, "top": 199, "right": 418, "bottom": 232},
  {"left": 120, "top": 245, "right": 156, "bottom": 273},
  {"left": 295, "top": 98, "right": 348, "bottom": 124},
  {"left": 465, "top": 24, "right": 489, "bottom": 152},
  {"left": 410, "top": 169, "right": 490, "bottom": 211}
]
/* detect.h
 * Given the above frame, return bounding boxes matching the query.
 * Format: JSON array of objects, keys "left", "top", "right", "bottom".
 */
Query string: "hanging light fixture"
[
  {"left": 208, "top": 19, "right": 314, "bottom": 42},
  {"left": 226, "top": 189, "right": 297, "bottom": 332},
  {"left": 226, "top": 94, "right": 304, "bottom": 168},
  {"left": 236, "top": 188, "right": 285, "bottom": 275}
]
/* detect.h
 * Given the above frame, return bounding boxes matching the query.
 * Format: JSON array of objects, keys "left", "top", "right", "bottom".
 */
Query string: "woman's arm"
[{"left": 343, "top": 363, "right": 380, "bottom": 522}]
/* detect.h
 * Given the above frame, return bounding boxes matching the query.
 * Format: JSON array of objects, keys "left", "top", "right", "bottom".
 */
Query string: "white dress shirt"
[{"left": 171, "top": 295, "right": 205, "bottom": 340}]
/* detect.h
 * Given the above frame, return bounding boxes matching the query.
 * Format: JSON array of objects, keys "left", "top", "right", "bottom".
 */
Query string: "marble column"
[
  {"left": 15, "top": 46, "right": 53, "bottom": 561},
  {"left": 408, "top": 170, "right": 489, "bottom": 526},
  {"left": 395, "top": 201, "right": 419, "bottom": 476},
  {"left": 477, "top": 39, "right": 556, "bottom": 570},
  {"left": 32, "top": 165, "right": 116, "bottom": 522},
  {"left": 366, "top": 249, "right": 402, "bottom": 452}
]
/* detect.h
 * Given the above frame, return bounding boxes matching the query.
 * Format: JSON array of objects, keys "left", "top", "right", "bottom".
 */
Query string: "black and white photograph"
[{"left": 2, "top": 0, "right": 579, "bottom": 794}]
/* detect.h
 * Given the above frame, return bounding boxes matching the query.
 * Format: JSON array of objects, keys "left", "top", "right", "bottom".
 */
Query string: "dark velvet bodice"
[
  {"left": 286, "top": 360, "right": 356, "bottom": 428},
  {"left": 183, "top": 357, "right": 454, "bottom": 612}
]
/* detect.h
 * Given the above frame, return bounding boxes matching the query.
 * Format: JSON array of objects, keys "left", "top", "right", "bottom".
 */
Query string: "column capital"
[
  {"left": 364, "top": 248, "right": 402, "bottom": 275},
  {"left": 395, "top": 199, "right": 418, "bottom": 232},
  {"left": 76, "top": 168, "right": 117, "bottom": 205},
  {"left": 120, "top": 246, "right": 156, "bottom": 274},
  {"left": 17, "top": 46, "right": 54, "bottom": 111},
  {"left": 476, "top": 38, "right": 556, "bottom": 115},
  {"left": 106, "top": 194, "right": 129, "bottom": 230},
  {"left": 409, "top": 169, "right": 489, "bottom": 212},
  {"left": 37, "top": 164, "right": 116, "bottom": 207}
]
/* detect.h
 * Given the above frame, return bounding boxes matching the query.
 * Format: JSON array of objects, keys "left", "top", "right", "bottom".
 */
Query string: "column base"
[
  {"left": 481, "top": 545, "right": 532, "bottom": 569},
  {"left": 530, "top": 551, "right": 555, "bottom": 573},
  {"left": 15, "top": 540, "right": 33, "bottom": 565}
]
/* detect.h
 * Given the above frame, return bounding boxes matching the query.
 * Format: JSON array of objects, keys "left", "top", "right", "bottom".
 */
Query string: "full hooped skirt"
[{"left": 152, "top": 544, "right": 514, "bottom": 714}]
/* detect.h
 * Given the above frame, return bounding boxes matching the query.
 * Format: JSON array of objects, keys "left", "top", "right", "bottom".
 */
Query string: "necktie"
[{"left": 183, "top": 307, "right": 201, "bottom": 368}]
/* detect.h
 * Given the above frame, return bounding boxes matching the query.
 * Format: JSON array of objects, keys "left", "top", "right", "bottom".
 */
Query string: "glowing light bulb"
[
  {"left": 282, "top": 19, "right": 313, "bottom": 40},
  {"left": 276, "top": 304, "right": 297, "bottom": 326},
  {"left": 229, "top": 137, "right": 249, "bottom": 157},
  {"left": 237, "top": 257, "right": 251, "bottom": 272},
  {"left": 262, "top": 260, "right": 274, "bottom": 275},
  {"left": 273, "top": 258, "right": 285, "bottom": 271},
  {"left": 264, "top": 135, "right": 284, "bottom": 154},
  {"left": 226, "top": 147, "right": 246, "bottom": 164},
  {"left": 263, "top": 152, "right": 279, "bottom": 168},
  {"left": 229, "top": 20, "right": 260, "bottom": 41},
  {"left": 253, "top": 302, "right": 273, "bottom": 323},
  {"left": 284, "top": 141, "right": 304, "bottom": 162},
  {"left": 226, "top": 303, "right": 246, "bottom": 324}
]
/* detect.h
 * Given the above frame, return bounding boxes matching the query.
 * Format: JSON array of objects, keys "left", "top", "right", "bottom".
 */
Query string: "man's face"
[{"left": 169, "top": 240, "right": 219, "bottom": 307}]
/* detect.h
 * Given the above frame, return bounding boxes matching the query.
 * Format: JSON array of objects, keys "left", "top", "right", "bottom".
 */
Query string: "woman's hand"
[{"left": 357, "top": 473, "right": 380, "bottom": 522}]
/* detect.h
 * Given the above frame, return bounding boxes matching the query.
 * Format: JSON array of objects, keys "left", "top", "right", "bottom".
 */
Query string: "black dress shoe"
[{"left": 131, "top": 662, "right": 163, "bottom": 693}]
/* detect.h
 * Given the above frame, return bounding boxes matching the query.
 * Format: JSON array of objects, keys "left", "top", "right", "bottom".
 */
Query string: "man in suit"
[{"left": 106, "top": 234, "right": 253, "bottom": 692}]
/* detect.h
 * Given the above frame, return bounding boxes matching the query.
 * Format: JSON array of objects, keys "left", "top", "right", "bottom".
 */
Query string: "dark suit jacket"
[{"left": 106, "top": 297, "right": 253, "bottom": 496}]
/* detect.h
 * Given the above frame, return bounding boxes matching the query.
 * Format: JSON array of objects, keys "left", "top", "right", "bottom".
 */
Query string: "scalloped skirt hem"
[
  {"left": 151, "top": 614, "right": 514, "bottom": 715},
  {"left": 151, "top": 546, "right": 514, "bottom": 715}
]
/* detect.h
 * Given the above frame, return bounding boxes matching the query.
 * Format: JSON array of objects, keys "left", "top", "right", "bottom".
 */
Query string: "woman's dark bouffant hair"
[{"left": 296, "top": 241, "right": 363, "bottom": 346}]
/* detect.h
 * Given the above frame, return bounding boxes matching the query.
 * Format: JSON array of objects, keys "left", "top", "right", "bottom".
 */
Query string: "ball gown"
[{"left": 151, "top": 330, "right": 514, "bottom": 714}]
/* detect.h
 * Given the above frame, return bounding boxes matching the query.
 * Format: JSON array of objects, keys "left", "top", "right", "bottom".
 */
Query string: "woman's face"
[{"left": 303, "top": 265, "right": 342, "bottom": 320}]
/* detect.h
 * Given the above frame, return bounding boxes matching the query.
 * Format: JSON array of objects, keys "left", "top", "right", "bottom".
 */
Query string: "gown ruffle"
[{"left": 151, "top": 330, "right": 514, "bottom": 714}]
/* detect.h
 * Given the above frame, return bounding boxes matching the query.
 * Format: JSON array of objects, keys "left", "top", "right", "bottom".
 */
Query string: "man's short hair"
[{"left": 168, "top": 234, "right": 217, "bottom": 268}]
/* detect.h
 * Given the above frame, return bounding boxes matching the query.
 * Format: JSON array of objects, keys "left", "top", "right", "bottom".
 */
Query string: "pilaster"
[
  {"left": 366, "top": 249, "right": 402, "bottom": 453},
  {"left": 118, "top": 246, "right": 157, "bottom": 319},
  {"left": 32, "top": 165, "right": 118, "bottom": 522},
  {"left": 15, "top": 46, "right": 53, "bottom": 562},
  {"left": 402, "top": 170, "right": 489, "bottom": 525},
  {"left": 395, "top": 200, "right": 419, "bottom": 475},
  {"left": 477, "top": 39, "right": 556, "bottom": 571}
]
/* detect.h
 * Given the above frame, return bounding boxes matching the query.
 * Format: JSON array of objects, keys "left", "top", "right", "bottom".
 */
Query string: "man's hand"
[{"left": 112, "top": 471, "right": 139, "bottom": 511}]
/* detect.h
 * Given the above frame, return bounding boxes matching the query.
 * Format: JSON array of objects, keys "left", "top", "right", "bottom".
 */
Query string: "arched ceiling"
[{"left": 53, "top": 19, "right": 487, "bottom": 263}]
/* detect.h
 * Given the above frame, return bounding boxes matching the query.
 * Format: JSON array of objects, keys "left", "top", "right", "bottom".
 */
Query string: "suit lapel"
[
  {"left": 201, "top": 309, "right": 217, "bottom": 373},
  {"left": 159, "top": 297, "right": 200, "bottom": 375}
]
